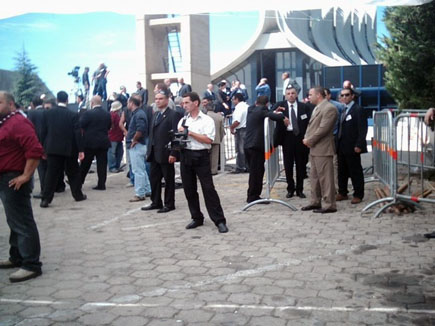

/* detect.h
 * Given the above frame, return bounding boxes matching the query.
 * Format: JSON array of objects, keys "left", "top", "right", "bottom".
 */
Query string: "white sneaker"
[
  {"left": 9, "top": 268, "right": 42, "bottom": 283},
  {"left": 125, "top": 183, "right": 134, "bottom": 188}
]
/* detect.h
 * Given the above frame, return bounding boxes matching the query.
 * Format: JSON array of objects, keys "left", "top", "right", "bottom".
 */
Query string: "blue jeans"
[
  {"left": 108, "top": 141, "right": 124, "bottom": 171},
  {"left": 128, "top": 143, "right": 151, "bottom": 197},
  {"left": 0, "top": 172, "right": 42, "bottom": 272}
]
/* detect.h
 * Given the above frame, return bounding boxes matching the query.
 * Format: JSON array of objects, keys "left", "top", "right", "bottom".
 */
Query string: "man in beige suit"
[
  {"left": 302, "top": 87, "right": 338, "bottom": 213},
  {"left": 202, "top": 97, "right": 225, "bottom": 175}
]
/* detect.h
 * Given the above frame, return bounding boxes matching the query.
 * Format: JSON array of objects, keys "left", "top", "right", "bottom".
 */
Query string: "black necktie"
[
  {"left": 290, "top": 104, "right": 299, "bottom": 136},
  {"left": 155, "top": 112, "right": 162, "bottom": 125}
]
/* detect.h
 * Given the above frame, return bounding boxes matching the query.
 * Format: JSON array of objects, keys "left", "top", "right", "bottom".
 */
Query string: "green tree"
[
  {"left": 376, "top": 1, "right": 435, "bottom": 109},
  {"left": 13, "top": 48, "right": 43, "bottom": 107}
]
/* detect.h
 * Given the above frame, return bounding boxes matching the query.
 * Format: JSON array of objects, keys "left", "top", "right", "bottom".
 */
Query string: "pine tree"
[
  {"left": 13, "top": 48, "right": 43, "bottom": 107},
  {"left": 376, "top": 1, "right": 435, "bottom": 109}
]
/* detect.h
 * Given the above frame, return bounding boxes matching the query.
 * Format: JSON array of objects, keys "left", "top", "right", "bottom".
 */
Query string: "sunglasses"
[{"left": 340, "top": 93, "right": 351, "bottom": 97}]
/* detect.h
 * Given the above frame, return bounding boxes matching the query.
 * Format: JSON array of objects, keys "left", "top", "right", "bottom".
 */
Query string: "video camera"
[
  {"left": 67, "top": 66, "right": 80, "bottom": 83},
  {"left": 167, "top": 119, "right": 190, "bottom": 151}
]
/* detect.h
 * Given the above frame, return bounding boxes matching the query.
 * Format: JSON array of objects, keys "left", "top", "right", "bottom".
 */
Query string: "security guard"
[{"left": 178, "top": 92, "right": 228, "bottom": 233}]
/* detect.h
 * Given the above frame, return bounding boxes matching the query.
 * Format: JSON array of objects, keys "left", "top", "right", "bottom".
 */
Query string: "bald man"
[{"left": 79, "top": 95, "right": 112, "bottom": 190}]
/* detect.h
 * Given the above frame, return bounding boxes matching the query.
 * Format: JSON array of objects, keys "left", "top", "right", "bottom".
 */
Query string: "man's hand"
[
  {"left": 354, "top": 147, "right": 361, "bottom": 154},
  {"left": 168, "top": 155, "right": 176, "bottom": 164},
  {"left": 274, "top": 106, "right": 285, "bottom": 113},
  {"left": 78, "top": 152, "right": 85, "bottom": 161},
  {"left": 283, "top": 117, "right": 290, "bottom": 127},
  {"left": 302, "top": 139, "right": 310, "bottom": 148},
  {"left": 424, "top": 108, "right": 434, "bottom": 128},
  {"left": 8, "top": 174, "right": 31, "bottom": 191},
  {"left": 178, "top": 126, "right": 185, "bottom": 133},
  {"left": 230, "top": 127, "right": 235, "bottom": 135},
  {"left": 131, "top": 140, "right": 138, "bottom": 148}
]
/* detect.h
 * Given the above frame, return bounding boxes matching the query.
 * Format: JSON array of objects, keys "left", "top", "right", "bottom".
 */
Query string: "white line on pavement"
[
  {"left": 121, "top": 220, "right": 184, "bottom": 231},
  {"left": 2, "top": 298, "right": 435, "bottom": 315},
  {"left": 88, "top": 207, "right": 142, "bottom": 230}
]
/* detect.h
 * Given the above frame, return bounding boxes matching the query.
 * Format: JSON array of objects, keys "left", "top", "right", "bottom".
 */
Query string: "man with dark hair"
[
  {"left": 302, "top": 87, "right": 338, "bottom": 213},
  {"left": 179, "top": 92, "right": 228, "bottom": 233},
  {"left": 142, "top": 89, "right": 182, "bottom": 213},
  {"left": 79, "top": 95, "right": 112, "bottom": 190},
  {"left": 135, "top": 81, "right": 148, "bottom": 106},
  {"left": 274, "top": 86, "right": 311, "bottom": 198},
  {"left": 244, "top": 96, "right": 289, "bottom": 203},
  {"left": 230, "top": 93, "right": 249, "bottom": 173},
  {"left": 0, "top": 91, "right": 44, "bottom": 282},
  {"left": 336, "top": 88, "right": 367, "bottom": 204},
  {"left": 40, "top": 91, "right": 87, "bottom": 207},
  {"left": 126, "top": 95, "right": 151, "bottom": 202}
]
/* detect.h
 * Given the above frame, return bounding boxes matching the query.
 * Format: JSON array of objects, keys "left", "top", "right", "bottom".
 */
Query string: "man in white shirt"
[
  {"left": 230, "top": 93, "right": 249, "bottom": 173},
  {"left": 178, "top": 92, "right": 228, "bottom": 233}
]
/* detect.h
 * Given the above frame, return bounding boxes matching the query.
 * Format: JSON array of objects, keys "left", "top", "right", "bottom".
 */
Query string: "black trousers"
[
  {"left": 0, "top": 172, "right": 42, "bottom": 272},
  {"left": 80, "top": 148, "right": 108, "bottom": 188},
  {"left": 337, "top": 149, "right": 365, "bottom": 199},
  {"left": 180, "top": 149, "right": 226, "bottom": 226},
  {"left": 43, "top": 154, "right": 84, "bottom": 202},
  {"left": 245, "top": 148, "right": 265, "bottom": 203},
  {"left": 282, "top": 132, "right": 308, "bottom": 193},
  {"left": 150, "top": 160, "right": 175, "bottom": 209}
]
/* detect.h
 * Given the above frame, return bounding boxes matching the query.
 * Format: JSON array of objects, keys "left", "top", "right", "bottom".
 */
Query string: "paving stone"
[{"left": 112, "top": 316, "right": 149, "bottom": 326}]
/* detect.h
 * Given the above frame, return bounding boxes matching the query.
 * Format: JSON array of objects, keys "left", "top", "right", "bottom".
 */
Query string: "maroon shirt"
[
  {"left": 0, "top": 113, "right": 44, "bottom": 173},
  {"left": 109, "top": 111, "right": 124, "bottom": 142}
]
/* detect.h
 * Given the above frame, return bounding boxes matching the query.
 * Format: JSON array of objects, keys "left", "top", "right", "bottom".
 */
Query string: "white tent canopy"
[{"left": 1, "top": 0, "right": 431, "bottom": 20}]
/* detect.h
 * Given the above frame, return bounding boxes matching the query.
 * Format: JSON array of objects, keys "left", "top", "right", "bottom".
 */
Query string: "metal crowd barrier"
[
  {"left": 362, "top": 111, "right": 435, "bottom": 217},
  {"left": 243, "top": 118, "right": 297, "bottom": 211}
]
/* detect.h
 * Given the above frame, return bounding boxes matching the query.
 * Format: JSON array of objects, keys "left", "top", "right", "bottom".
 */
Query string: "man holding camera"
[
  {"left": 178, "top": 92, "right": 228, "bottom": 233},
  {"left": 142, "top": 89, "right": 182, "bottom": 213}
]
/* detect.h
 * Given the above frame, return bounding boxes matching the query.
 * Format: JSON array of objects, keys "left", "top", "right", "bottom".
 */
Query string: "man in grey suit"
[{"left": 302, "top": 87, "right": 338, "bottom": 213}]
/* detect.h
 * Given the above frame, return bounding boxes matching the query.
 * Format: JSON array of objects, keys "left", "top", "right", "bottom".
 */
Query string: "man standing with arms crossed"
[
  {"left": 0, "top": 91, "right": 43, "bottom": 282},
  {"left": 179, "top": 92, "right": 228, "bottom": 233},
  {"left": 302, "top": 87, "right": 338, "bottom": 213}
]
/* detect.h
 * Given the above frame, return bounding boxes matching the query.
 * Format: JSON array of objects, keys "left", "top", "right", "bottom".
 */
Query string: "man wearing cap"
[
  {"left": 0, "top": 91, "right": 43, "bottom": 282},
  {"left": 108, "top": 100, "right": 124, "bottom": 173},
  {"left": 142, "top": 89, "right": 182, "bottom": 213},
  {"left": 80, "top": 95, "right": 112, "bottom": 190}
]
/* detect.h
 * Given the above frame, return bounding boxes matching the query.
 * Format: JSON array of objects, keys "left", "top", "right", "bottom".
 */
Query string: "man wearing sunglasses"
[{"left": 336, "top": 88, "right": 368, "bottom": 204}]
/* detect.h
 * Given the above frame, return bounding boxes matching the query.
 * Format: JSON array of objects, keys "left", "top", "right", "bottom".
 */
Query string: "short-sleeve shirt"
[
  {"left": 232, "top": 101, "right": 249, "bottom": 129},
  {"left": 177, "top": 111, "right": 215, "bottom": 150}
]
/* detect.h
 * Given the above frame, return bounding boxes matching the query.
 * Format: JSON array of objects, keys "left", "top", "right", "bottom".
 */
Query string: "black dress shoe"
[
  {"left": 286, "top": 191, "right": 294, "bottom": 198},
  {"left": 217, "top": 223, "right": 228, "bottom": 233},
  {"left": 185, "top": 220, "right": 204, "bottom": 229},
  {"left": 40, "top": 200, "right": 49, "bottom": 208},
  {"left": 33, "top": 193, "right": 43, "bottom": 199},
  {"left": 92, "top": 186, "right": 106, "bottom": 190},
  {"left": 157, "top": 206, "right": 175, "bottom": 213},
  {"left": 296, "top": 192, "right": 306, "bottom": 198},
  {"left": 313, "top": 208, "right": 337, "bottom": 214},
  {"left": 55, "top": 188, "right": 65, "bottom": 193},
  {"left": 141, "top": 205, "right": 162, "bottom": 211},
  {"left": 301, "top": 205, "right": 321, "bottom": 211},
  {"left": 75, "top": 194, "right": 87, "bottom": 202}
]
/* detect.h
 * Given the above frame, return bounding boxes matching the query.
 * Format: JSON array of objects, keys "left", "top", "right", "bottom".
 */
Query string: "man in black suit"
[
  {"left": 142, "top": 89, "right": 182, "bottom": 213},
  {"left": 244, "top": 96, "right": 289, "bottom": 203},
  {"left": 80, "top": 95, "right": 112, "bottom": 190},
  {"left": 40, "top": 91, "right": 87, "bottom": 207},
  {"left": 336, "top": 88, "right": 368, "bottom": 204},
  {"left": 203, "top": 83, "right": 216, "bottom": 101},
  {"left": 274, "top": 87, "right": 311, "bottom": 198}
]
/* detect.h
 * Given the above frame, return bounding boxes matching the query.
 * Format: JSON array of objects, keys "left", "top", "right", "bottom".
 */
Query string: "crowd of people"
[{"left": 1, "top": 69, "right": 434, "bottom": 283}]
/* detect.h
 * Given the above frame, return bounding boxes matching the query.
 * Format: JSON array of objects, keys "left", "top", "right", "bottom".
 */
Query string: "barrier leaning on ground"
[
  {"left": 242, "top": 118, "right": 297, "bottom": 211},
  {"left": 363, "top": 111, "right": 435, "bottom": 218}
]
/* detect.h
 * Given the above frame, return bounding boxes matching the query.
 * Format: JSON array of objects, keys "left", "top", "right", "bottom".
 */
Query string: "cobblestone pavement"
[{"left": 1, "top": 156, "right": 435, "bottom": 326}]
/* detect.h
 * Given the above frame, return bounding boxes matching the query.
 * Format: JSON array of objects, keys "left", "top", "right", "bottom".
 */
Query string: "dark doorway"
[{"left": 258, "top": 51, "right": 276, "bottom": 104}]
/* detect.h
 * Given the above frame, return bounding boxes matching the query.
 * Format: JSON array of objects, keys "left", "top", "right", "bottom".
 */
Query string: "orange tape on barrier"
[
  {"left": 410, "top": 113, "right": 418, "bottom": 118},
  {"left": 411, "top": 196, "right": 419, "bottom": 202},
  {"left": 264, "top": 146, "right": 275, "bottom": 161}
]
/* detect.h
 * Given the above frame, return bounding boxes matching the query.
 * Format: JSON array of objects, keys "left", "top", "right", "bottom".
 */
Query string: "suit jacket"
[
  {"left": 178, "top": 83, "right": 192, "bottom": 97},
  {"left": 207, "top": 111, "right": 225, "bottom": 145},
  {"left": 203, "top": 90, "right": 216, "bottom": 101},
  {"left": 304, "top": 99, "right": 337, "bottom": 157},
  {"left": 27, "top": 106, "right": 46, "bottom": 142},
  {"left": 244, "top": 105, "right": 285, "bottom": 151},
  {"left": 41, "top": 105, "right": 83, "bottom": 157},
  {"left": 337, "top": 102, "right": 368, "bottom": 154},
  {"left": 273, "top": 100, "right": 311, "bottom": 146},
  {"left": 80, "top": 106, "right": 112, "bottom": 149},
  {"left": 146, "top": 107, "right": 182, "bottom": 164}
]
